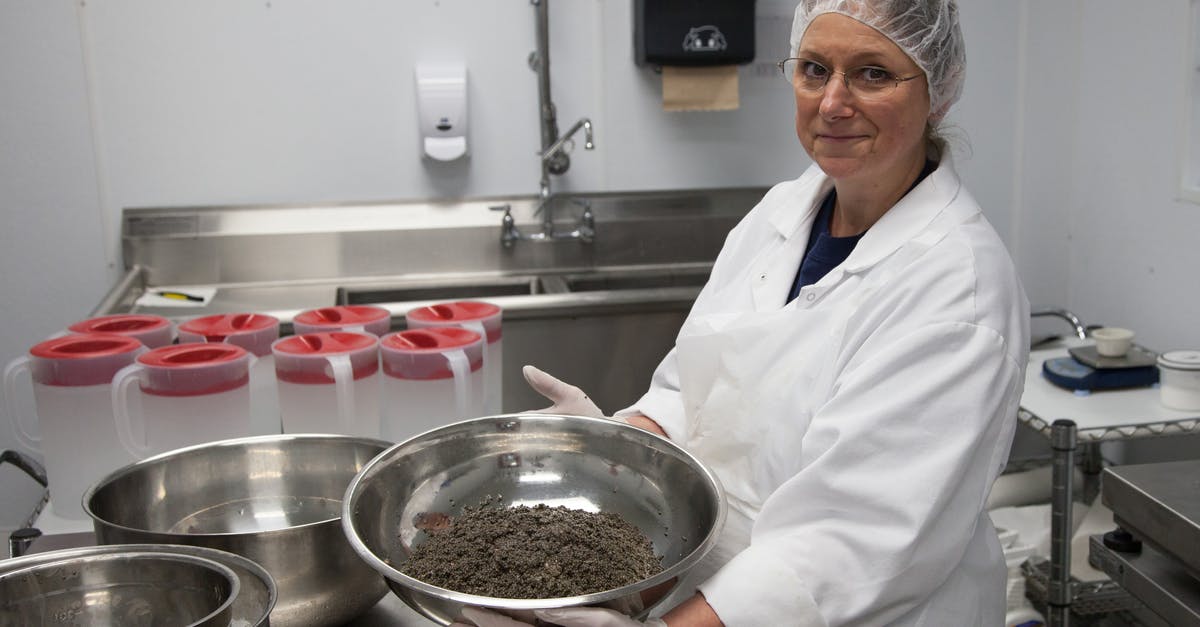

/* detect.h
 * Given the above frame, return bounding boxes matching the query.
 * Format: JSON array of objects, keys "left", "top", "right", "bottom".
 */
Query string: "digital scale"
[{"left": 1042, "top": 344, "right": 1160, "bottom": 391}]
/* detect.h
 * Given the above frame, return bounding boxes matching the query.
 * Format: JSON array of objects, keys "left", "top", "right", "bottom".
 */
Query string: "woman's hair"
[{"left": 791, "top": 0, "right": 967, "bottom": 121}]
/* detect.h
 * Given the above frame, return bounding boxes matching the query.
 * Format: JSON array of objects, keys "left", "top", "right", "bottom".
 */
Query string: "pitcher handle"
[
  {"left": 326, "top": 354, "right": 356, "bottom": 433},
  {"left": 3, "top": 357, "right": 41, "bottom": 451},
  {"left": 461, "top": 321, "right": 488, "bottom": 405},
  {"left": 443, "top": 349, "right": 471, "bottom": 420},
  {"left": 111, "top": 364, "right": 149, "bottom": 458}
]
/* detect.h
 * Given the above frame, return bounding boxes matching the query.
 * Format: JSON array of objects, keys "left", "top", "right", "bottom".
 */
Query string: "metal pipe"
[
  {"left": 1048, "top": 419, "right": 1077, "bottom": 627},
  {"left": 1031, "top": 307, "right": 1088, "bottom": 340},
  {"left": 89, "top": 264, "right": 145, "bottom": 316},
  {"left": 541, "top": 118, "right": 594, "bottom": 161},
  {"left": 532, "top": 0, "right": 557, "bottom": 153}
]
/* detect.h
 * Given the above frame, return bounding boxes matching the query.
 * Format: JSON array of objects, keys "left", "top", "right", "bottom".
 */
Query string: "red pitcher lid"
[
  {"left": 139, "top": 343, "right": 247, "bottom": 368},
  {"left": 68, "top": 314, "right": 174, "bottom": 348},
  {"left": 178, "top": 313, "right": 280, "bottom": 356},
  {"left": 294, "top": 306, "right": 389, "bottom": 326},
  {"left": 406, "top": 301, "right": 502, "bottom": 342},
  {"left": 135, "top": 344, "right": 252, "bottom": 396},
  {"left": 29, "top": 333, "right": 145, "bottom": 386},
  {"left": 382, "top": 327, "right": 481, "bottom": 352},
  {"left": 274, "top": 332, "right": 378, "bottom": 355},
  {"left": 31, "top": 333, "right": 144, "bottom": 360},
  {"left": 407, "top": 301, "right": 500, "bottom": 323},
  {"left": 271, "top": 332, "right": 380, "bottom": 384},
  {"left": 380, "top": 328, "right": 484, "bottom": 381}
]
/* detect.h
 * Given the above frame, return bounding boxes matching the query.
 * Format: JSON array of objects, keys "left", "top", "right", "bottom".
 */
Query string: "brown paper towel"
[{"left": 662, "top": 65, "right": 739, "bottom": 112}]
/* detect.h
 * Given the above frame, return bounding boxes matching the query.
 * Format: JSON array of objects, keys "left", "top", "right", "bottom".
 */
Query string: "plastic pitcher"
[
  {"left": 272, "top": 332, "right": 381, "bottom": 438},
  {"left": 292, "top": 305, "right": 391, "bottom": 336},
  {"left": 178, "top": 312, "right": 281, "bottom": 435},
  {"left": 406, "top": 301, "right": 502, "bottom": 414},
  {"left": 3, "top": 334, "right": 146, "bottom": 519},
  {"left": 111, "top": 343, "right": 256, "bottom": 459},
  {"left": 379, "top": 327, "right": 483, "bottom": 442},
  {"left": 67, "top": 314, "right": 174, "bottom": 348}
]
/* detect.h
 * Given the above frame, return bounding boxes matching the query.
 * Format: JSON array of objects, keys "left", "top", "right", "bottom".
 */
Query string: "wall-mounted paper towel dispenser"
[{"left": 634, "top": 0, "right": 756, "bottom": 67}]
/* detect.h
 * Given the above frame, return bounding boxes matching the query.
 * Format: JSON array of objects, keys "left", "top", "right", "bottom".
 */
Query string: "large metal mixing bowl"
[
  {"left": 83, "top": 434, "right": 391, "bottom": 627},
  {"left": 342, "top": 414, "right": 725, "bottom": 626},
  {"left": 0, "top": 550, "right": 239, "bottom": 626},
  {"left": 0, "top": 544, "right": 277, "bottom": 627}
]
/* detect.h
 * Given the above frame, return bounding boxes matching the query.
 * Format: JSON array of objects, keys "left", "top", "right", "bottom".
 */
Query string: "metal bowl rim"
[
  {"left": 83, "top": 432, "right": 392, "bottom": 538},
  {"left": 0, "top": 543, "right": 279, "bottom": 624},
  {"left": 0, "top": 550, "right": 242, "bottom": 627},
  {"left": 341, "top": 413, "right": 727, "bottom": 610}
]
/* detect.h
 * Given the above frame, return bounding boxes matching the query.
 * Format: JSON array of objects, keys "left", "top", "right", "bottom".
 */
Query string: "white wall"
[
  {"left": 1, "top": 1, "right": 111, "bottom": 528},
  {"left": 29, "top": 0, "right": 1200, "bottom": 528},
  {"left": 1015, "top": 0, "right": 1200, "bottom": 351}
]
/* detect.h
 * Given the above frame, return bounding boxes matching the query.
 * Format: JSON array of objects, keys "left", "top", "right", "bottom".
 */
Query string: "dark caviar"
[{"left": 404, "top": 503, "right": 662, "bottom": 599}]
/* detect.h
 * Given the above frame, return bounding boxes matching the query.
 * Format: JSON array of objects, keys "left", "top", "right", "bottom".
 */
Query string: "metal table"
[
  {"left": 1017, "top": 341, "right": 1200, "bottom": 626},
  {"left": 1086, "top": 460, "right": 1200, "bottom": 627}
]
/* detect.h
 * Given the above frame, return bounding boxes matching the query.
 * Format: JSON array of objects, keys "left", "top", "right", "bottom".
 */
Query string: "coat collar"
[{"left": 766, "top": 151, "right": 965, "bottom": 275}]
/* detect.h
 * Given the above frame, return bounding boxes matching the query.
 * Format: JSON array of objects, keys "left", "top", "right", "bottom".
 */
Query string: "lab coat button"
[
  {"left": 758, "top": 273, "right": 767, "bottom": 282},
  {"left": 806, "top": 293, "right": 816, "bottom": 302}
]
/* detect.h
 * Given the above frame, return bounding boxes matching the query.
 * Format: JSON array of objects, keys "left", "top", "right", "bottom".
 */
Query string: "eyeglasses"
[{"left": 777, "top": 58, "right": 922, "bottom": 100}]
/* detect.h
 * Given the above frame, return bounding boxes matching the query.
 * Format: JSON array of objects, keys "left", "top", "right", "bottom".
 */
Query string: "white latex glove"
[
  {"left": 536, "top": 607, "right": 667, "bottom": 627},
  {"left": 450, "top": 607, "right": 536, "bottom": 627},
  {"left": 452, "top": 606, "right": 666, "bottom": 627},
  {"left": 522, "top": 364, "right": 611, "bottom": 420}
]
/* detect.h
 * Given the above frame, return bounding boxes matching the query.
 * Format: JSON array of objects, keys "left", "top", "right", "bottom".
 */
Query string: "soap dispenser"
[{"left": 415, "top": 64, "right": 468, "bottom": 161}]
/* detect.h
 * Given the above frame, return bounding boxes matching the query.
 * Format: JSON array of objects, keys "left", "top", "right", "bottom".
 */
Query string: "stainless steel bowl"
[
  {"left": 83, "top": 434, "right": 391, "bottom": 627},
  {"left": 0, "top": 544, "right": 277, "bottom": 627},
  {"left": 0, "top": 550, "right": 238, "bottom": 626},
  {"left": 342, "top": 414, "right": 726, "bottom": 626}
]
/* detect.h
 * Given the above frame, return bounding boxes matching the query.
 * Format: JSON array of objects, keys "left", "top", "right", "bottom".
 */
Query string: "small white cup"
[{"left": 1092, "top": 327, "right": 1134, "bottom": 357}]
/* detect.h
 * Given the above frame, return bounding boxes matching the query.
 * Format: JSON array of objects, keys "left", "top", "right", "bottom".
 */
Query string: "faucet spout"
[{"left": 541, "top": 118, "right": 594, "bottom": 164}]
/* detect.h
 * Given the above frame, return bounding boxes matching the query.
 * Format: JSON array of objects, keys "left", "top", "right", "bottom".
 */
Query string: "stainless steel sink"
[
  {"left": 556, "top": 267, "right": 711, "bottom": 292},
  {"left": 336, "top": 275, "right": 544, "bottom": 305},
  {"left": 106, "top": 189, "right": 765, "bottom": 416}
]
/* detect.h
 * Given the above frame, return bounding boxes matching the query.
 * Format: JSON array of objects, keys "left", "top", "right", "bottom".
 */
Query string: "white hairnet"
[{"left": 790, "top": 0, "right": 966, "bottom": 119}]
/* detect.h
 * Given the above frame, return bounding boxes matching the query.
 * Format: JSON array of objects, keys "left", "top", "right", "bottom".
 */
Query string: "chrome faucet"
[
  {"left": 501, "top": 0, "right": 596, "bottom": 246},
  {"left": 495, "top": 198, "right": 594, "bottom": 247}
]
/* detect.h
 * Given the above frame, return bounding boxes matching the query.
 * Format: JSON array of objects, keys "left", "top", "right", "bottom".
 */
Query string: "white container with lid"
[
  {"left": 272, "top": 332, "right": 381, "bottom": 438},
  {"left": 1157, "top": 350, "right": 1200, "bottom": 411},
  {"left": 3, "top": 334, "right": 146, "bottom": 519},
  {"left": 178, "top": 313, "right": 282, "bottom": 436},
  {"left": 406, "top": 301, "right": 502, "bottom": 414}
]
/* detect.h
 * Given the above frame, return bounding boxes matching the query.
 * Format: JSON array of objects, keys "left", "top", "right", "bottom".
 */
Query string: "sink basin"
[
  {"left": 558, "top": 268, "right": 710, "bottom": 292},
  {"left": 337, "top": 276, "right": 543, "bottom": 305}
]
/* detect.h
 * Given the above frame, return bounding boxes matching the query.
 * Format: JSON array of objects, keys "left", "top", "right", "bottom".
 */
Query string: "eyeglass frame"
[{"left": 776, "top": 57, "right": 922, "bottom": 99}]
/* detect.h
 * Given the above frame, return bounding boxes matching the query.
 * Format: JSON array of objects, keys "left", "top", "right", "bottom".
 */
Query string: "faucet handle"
[{"left": 489, "top": 203, "right": 513, "bottom": 215}]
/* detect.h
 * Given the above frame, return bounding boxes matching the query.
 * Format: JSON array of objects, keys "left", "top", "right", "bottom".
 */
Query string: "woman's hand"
[
  {"left": 522, "top": 365, "right": 669, "bottom": 438},
  {"left": 522, "top": 365, "right": 612, "bottom": 420}
]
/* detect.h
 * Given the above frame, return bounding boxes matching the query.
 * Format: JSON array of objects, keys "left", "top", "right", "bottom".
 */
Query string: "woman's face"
[{"left": 794, "top": 13, "right": 931, "bottom": 184}]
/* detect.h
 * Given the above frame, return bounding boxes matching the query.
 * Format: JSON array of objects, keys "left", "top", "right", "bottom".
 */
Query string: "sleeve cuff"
[
  {"left": 698, "top": 543, "right": 827, "bottom": 627},
  {"left": 615, "top": 388, "right": 688, "bottom": 441}
]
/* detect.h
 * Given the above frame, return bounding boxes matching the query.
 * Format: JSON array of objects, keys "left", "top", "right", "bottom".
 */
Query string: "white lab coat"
[{"left": 620, "top": 153, "right": 1030, "bottom": 626}]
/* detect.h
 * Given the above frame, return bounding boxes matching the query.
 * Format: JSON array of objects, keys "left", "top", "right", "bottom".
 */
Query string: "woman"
[{"left": 459, "top": 1, "right": 1029, "bottom": 625}]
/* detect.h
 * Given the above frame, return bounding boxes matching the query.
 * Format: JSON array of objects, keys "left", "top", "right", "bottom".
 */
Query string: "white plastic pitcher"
[
  {"left": 178, "top": 312, "right": 281, "bottom": 436},
  {"left": 292, "top": 305, "right": 391, "bottom": 336},
  {"left": 3, "top": 334, "right": 146, "bottom": 519},
  {"left": 272, "top": 332, "right": 381, "bottom": 438},
  {"left": 67, "top": 313, "right": 175, "bottom": 348},
  {"left": 111, "top": 344, "right": 256, "bottom": 459},
  {"left": 406, "top": 301, "right": 502, "bottom": 414},
  {"left": 380, "top": 327, "right": 484, "bottom": 443}
]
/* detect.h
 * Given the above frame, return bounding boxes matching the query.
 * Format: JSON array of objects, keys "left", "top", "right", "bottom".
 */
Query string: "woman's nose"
[{"left": 819, "top": 76, "right": 855, "bottom": 119}]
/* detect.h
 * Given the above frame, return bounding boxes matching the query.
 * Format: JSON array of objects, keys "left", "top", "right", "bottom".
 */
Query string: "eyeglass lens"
[{"left": 779, "top": 59, "right": 902, "bottom": 99}]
